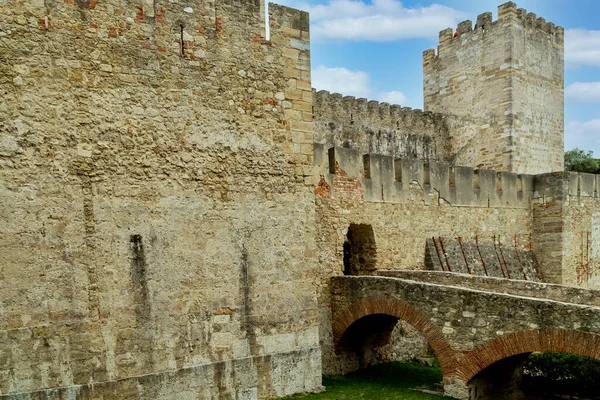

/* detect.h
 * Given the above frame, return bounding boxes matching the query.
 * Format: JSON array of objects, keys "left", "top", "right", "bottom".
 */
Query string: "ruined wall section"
[
  {"left": 313, "top": 91, "right": 453, "bottom": 163},
  {"left": 424, "top": 237, "right": 541, "bottom": 281},
  {"left": 0, "top": 0, "right": 320, "bottom": 397},
  {"left": 423, "top": 2, "right": 564, "bottom": 174}
]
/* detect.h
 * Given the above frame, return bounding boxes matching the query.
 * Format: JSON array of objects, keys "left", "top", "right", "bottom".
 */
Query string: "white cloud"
[
  {"left": 312, "top": 65, "right": 412, "bottom": 106},
  {"left": 378, "top": 90, "right": 408, "bottom": 105},
  {"left": 566, "top": 82, "right": 600, "bottom": 102},
  {"left": 565, "top": 120, "right": 600, "bottom": 154},
  {"left": 291, "top": 0, "right": 464, "bottom": 42},
  {"left": 312, "top": 65, "right": 371, "bottom": 98},
  {"left": 565, "top": 29, "right": 600, "bottom": 68}
]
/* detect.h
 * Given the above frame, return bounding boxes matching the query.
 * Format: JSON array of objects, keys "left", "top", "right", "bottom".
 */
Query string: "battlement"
[
  {"left": 423, "top": 1, "right": 563, "bottom": 60},
  {"left": 314, "top": 145, "right": 535, "bottom": 208},
  {"left": 5, "top": 0, "right": 282, "bottom": 62},
  {"left": 1, "top": 0, "right": 314, "bottom": 160},
  {"left": 314, "top": 90, "right": 445, "bottom": 128},
  {"left": 315, "top": 146, "right": 600, "bottom": 208},
  {"left": 533, "top": 171, "right": 600, "bottom": 201},
  {"left": 313, "top": 90, "right": 452, "bottom": 163}
]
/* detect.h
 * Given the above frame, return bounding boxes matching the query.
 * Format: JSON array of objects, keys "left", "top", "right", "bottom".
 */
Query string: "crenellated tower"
[{"left": 423, "top": 1, "right": 564, "bottom": 175}]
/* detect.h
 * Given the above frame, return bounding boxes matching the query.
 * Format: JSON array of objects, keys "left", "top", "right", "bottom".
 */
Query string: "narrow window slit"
[{"left": 180, "top": 25, "right": 185, "bottom": 57}]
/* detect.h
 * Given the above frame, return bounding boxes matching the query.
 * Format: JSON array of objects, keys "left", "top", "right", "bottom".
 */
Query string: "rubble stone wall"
[
  {"left": 0, "top": 0, "right": 321, "bottom": 397},
  {"left": 313, "top": 91, "right": 453, "bottom": 162}
]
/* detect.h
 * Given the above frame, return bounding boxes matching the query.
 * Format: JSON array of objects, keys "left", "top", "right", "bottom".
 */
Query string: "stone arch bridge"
[{"left": 331, "top": 271, "right": 600, "bottom": 399}]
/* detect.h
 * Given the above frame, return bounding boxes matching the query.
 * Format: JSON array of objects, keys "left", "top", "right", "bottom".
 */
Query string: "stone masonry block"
[
  {"left": 400, "top": 158, "right": 424, "bottom": 186},
  {"left": 450, "top": 166, "right": 475, "bottom": 206},
  {"left": 428, "top": 161, "right": 451, "bottom": 203},
  {"left": 579, "top": 173, "right": 596, "bottom": 197}
]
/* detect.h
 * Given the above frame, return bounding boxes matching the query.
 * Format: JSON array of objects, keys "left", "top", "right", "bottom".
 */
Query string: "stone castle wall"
[
  {"left": 314, "top": 145, "right": 534, "bottom": 207},
  {"left": 423, "top": 2, "right": 564, "bottom": 175},
  {"left": 511, "top": 6, "right": 564, "bottom": 174},
  {"left": 312, "top": 143, "right": 600, "bottom": 375},
  {"left": 532, "top": 172, "right": 600, "bottom": 288},
  {"left": 312, "top": 152, "right": 533, "bottom": 373},
  {"left": 0, "top": 0, "right": 595, "bottom": 398},
  {"left": 0, "top": 0, "right": 321, "bottom": 397}
]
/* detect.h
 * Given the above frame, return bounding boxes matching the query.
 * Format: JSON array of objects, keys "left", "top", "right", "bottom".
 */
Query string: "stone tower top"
[
  {"left": 423, "top": 2, "right": 564, "bottom": 175},
  {"left": 424, "top": 1, "right": 563, "bottom": 60}
]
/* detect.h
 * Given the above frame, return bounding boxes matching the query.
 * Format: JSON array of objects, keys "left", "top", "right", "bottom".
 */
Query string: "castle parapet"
[
  {"left": 533, "top": 172, "right": 600, "bottom": 201},
  {"left": 315, "top": 145, "right": 536, "bottom": 208},
  {"left": 425, "top": 2, "right": 563, "bottom": 60},
  {"left": 314, "top": 90, "right": 444, "bottom": 129},
  {"left": 313, "top": 90, "right": 452, "bottom": 162}
]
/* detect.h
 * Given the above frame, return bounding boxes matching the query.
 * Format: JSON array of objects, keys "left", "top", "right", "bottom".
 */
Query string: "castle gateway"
[{"left": 1, "top": 0, "right": 599, "bottom": 399}]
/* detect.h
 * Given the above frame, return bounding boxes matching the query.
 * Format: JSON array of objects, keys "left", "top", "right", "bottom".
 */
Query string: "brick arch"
[
  {"left": 456, "top": 328, "right": 600, "bottom": 383},
  {"left": 331, "top": 297, "right": 457, "bottom": 375}
]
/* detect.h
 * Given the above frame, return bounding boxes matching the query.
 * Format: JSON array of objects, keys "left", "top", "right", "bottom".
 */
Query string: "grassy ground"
[{"left": 283, "top": 361, "right": 454, "bottom": 400}]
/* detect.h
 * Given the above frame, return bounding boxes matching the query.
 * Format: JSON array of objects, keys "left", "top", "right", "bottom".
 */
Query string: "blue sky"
[{"left": 271, "top": 0, "right": 600, "bottom": 154}]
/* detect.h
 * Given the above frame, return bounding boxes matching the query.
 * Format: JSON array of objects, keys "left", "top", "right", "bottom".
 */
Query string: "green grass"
[{"left": 283, "top": 361, "right": 454, "bottom": 399}]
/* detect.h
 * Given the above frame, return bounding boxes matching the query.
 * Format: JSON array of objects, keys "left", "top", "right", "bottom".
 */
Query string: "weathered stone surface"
[
  {"left": 0, "top": 0, "right": 320, "bottom": 397},
  {"left": 313, "top": 92, "right": 451, "bottom": 162},
  {"left": 314, "top": 185, "right": 532, "bottom": 374},
  {"left": 376, "top": 270, "right": 600, "bottom": 307}
]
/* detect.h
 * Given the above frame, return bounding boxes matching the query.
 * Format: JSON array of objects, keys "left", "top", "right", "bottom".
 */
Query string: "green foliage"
[
  {"left": 523, "top": 351, "right": 600, "bottom": 381},
  {"left": 522, "top": 352, "right": 600, "bottom": 398},
  {"left": 564, "top": 148, "right": 600, "bottom": 173},
  {"left": 282, "top": 361, "right": 452, "bottom": 400}
]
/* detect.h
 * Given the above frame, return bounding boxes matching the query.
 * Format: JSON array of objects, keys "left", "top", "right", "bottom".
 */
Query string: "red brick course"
[
  {"left": 457, "top": 328, "right": 600, "bottom": 382},
  {"left": 331, "top": 297, "right": 457, "bottom": 375},
  {"left": 332, "top": 296, "right": 600, "bottom": 385},
  {"left": 314, "top": 163, "right": 364, "bottom": 201}
]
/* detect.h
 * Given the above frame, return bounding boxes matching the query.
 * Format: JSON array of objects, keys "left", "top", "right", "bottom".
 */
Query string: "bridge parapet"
[{"left": 376, "top": 270, "right": 600, "bottom": 308}]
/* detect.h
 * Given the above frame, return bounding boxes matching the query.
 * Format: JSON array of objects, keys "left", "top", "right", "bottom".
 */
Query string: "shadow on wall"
[{"left": 343, "top": 224, "right": 377, "bottom": 276}]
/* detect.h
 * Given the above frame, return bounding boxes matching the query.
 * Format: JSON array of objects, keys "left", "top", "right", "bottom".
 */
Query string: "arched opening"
[
  {"left": 343, "top": 223, "right": 377, "bottom": 275},
  {"left": 468, "top": 353, "right": 531, "bottom": 400},
  {"left": 521, "top": 352, "right": 600, "bottom": 399},
  {"left": 332, "top": 298, "right": 456, "bottom": 376},
  {"left": 468, "top": 352, "right": 600, "bottom": 400},
  {"left": 338, "top": 314, "right": 434, "bottom": 370},
  {"left": 459, "top": 330, "right": 600, "bottom": 400},
  {"left": 332, "top": 298, "right": 459, "bottom": 393},
  {"left": 339, "top": 314, "right": 399, "bottom": 350}
]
